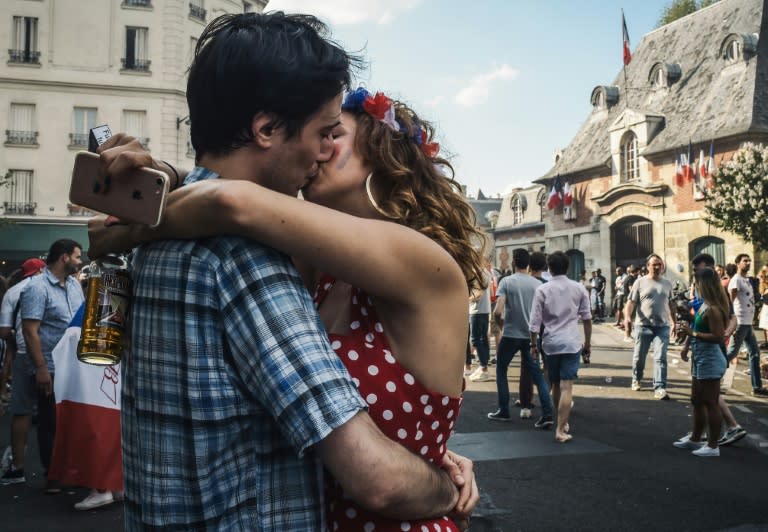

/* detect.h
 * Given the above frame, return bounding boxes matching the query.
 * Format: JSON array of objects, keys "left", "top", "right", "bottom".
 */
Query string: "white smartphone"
[{"left": 69, "top": 151, "right": 170, "bottom": 227}]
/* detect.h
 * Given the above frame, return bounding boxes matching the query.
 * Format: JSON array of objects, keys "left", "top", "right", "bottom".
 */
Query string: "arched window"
[
  {"left": 510, "top": 194, "right": 523, "bottom": 225},
  {"left": 620, "top": 131, "right": 639, "bottom": 182},
  {"left": 691, "top": 236, "right": 725, "bottom": 267},
  {"left": 536, "top": 188, "right": 547, "bottom": 222}
]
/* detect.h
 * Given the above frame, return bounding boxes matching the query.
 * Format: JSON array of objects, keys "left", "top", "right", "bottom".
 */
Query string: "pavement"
[{"left": 2, "top": 321, "right": 768, "bottom": 531}]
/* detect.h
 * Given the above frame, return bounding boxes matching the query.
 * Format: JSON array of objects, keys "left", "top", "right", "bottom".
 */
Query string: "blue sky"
[{"left": 266, "top": 0, "right": 673, "bottom": 197}]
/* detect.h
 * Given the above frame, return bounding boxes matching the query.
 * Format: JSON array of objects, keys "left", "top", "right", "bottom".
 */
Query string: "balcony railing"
[
  {"left": 121, "top": 58, "right": 151, "bottom": 72},
  {"left": 69, "top": 132, "right": 88, "bottom": 147},
  {"left": 5, "top": 130, "right": 38, "bottom": 145},
  {"left": 122, "top": 0, "right": 152, "bottom": 7},
  {"left": 8, "top": 49, "right": 40, "bottom": 64},
  {"left": 189, "top": 3, "right": 207, "bottom": 21},
  {"left": 3, "top": 202, "right": 37, "bottom": 215}
]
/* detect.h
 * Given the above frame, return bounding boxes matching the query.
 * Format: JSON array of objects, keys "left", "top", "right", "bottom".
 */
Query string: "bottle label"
[{"left": 96, "top": 272, "right": 131, "bottom": 330}]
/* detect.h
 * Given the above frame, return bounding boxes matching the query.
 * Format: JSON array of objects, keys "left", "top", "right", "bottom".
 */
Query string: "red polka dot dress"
[{"left": 314, "top": 275, "right": 463, "bottom": 532}]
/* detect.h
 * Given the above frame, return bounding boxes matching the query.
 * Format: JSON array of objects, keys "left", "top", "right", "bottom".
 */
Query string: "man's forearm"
[
  {"left": 22, "top": 329, "right": 45, "bottom": 369},
  {"left": 318, "top": 411, "right": 459, "bottom": 520},
  {"left": 583, "top": 321, "right": 592, "bottom": 345}
]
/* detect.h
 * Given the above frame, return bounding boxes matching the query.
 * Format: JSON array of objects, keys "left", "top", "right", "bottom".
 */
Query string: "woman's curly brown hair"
[{"left": 350, "top": 99, "right": 488, "bottom": 293}]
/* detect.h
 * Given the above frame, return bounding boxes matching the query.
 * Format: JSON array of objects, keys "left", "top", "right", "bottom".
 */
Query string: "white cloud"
[
  {"left": 265, "top": 0, "right": 422, "bottom": 25},
  {"left": 454, "top": 64, "right": 519, "bottom": 107}
]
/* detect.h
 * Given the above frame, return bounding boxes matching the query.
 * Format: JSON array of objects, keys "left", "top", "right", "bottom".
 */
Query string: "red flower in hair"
[
  {"left": 362, "top": 92, "right": 392, "bottom": 120},
  {"left": 421, "top": 141, "right": 440, "bottom": 159}
]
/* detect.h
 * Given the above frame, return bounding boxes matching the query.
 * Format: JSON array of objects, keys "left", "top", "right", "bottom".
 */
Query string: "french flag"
[
  {"left": 48, "top": 303, "right": 123, "bottom": 491},
  {"left": 546, "top": 176, "right": 563, "bottom": 210},
  {"left": 563, "top": 181, "right": 573, "bottom": 207}
]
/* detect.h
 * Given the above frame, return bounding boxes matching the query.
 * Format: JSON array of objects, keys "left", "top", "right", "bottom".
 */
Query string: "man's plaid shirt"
[{"left": 122, "top": 167, "right": 366, "bottom": 531}]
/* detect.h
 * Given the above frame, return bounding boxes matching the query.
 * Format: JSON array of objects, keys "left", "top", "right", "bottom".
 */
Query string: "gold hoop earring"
[{"left": 365, "top": 172, "right": 398, "bottom": 220}]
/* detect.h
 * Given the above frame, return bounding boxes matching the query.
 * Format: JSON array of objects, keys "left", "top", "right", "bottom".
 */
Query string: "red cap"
[{"left": 21, "top": 258, "right": 46, "bottom": 278}]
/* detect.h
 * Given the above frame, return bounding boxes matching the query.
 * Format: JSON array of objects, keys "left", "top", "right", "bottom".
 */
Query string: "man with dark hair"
[
  {"left": 529, "top": 251, "right": 592, "bottom": 442},
  {"left": 624, "top": 254, "right": 676, "bottom": 399},
  {"left": 105, "top": 13, "right": 469, "bottom": 530},
  {"left": 489, "top": 249, "right": 554, "bottom": 429},
  {"left": 594, "top": 268, "right": 607, "bottom": 320},
  {"left": 19, "top": 240, "right": 84, "bottom": 492},
  {"left": 726, "top": 253, "right": 767, "bottom": 395},
  {"left": 612, "top": 266, "right": 626, "bottom": 327}
]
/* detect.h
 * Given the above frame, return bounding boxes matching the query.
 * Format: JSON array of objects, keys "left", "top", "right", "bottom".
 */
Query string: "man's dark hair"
[
  {"left": 530, "top": 252, "right": 547, "bottom": 272},
  {"left": 726, "top": 263, "right": 737, "bottom": 277},
  {"left": 512, "top": 248, "right": 530, "bottom": 270},
  {"left": 734, "top": 253, "right": 750, "bottom": 265},
  {"left": 46, "top": 239, "right": 81, "bottom": 265},
  {"left": 692, "top": 253, "right": 715, "bottom": 268},
  {"left": 547, "top": 251, "right": 569, "bottom": 276},
  {"left": 187, "top": 12, "right": 362, "bottom": 158}
]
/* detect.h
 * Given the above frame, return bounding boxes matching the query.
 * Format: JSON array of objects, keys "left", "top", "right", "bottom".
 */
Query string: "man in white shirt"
[
  {"left": 725, "top": 253, "right": 767, "bottom": 395},
  {"left": 529, "top": 251, "right": 592, "bottom": 443}
]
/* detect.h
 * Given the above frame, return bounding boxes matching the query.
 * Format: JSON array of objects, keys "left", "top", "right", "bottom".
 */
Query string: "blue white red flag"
[{"left": 48, "top": 303, "right": 123, "bottom": 491}]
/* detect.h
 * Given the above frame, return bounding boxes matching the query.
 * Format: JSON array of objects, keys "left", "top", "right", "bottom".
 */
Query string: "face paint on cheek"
[{"left": 335, "top": 146, "right": 352, "bottom": 170}]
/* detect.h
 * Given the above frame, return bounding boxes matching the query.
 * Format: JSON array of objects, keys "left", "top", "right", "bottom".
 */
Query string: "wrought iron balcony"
[
  {"left": 189, "top": 3, "right": 207, "bottom": 21},
  {"left": 8, "top": 49, "right": 40, "bottom": 64},
  {"left": 121, "top": 58, "right": 151, "bottom": 72},
  {"left": 5, "top": 130, "right": 38, "bottom": 145},
  {"left": 3, "top": 201, "right": 37, "bottom": 215},
  {"left": 69, "top": 132, "right": 88, "bottom": 147},
  {"left": 122, "top": 0, "right": 152, "bottom": 6}
]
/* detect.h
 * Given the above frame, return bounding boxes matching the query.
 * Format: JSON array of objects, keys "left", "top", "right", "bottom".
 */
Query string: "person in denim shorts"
[{"left": 529, "top": 252, "right": 592, "bottom": 443}]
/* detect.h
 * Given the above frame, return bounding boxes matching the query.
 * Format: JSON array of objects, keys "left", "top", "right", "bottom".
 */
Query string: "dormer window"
[
  {"left": 648, "top": 62, "right": 681, "bottom": 89},
  {"left": 590, "top": 86, "right": 619, "bottom": 109},
  {"left": 620, "top": 131, "right": 639, "bottom": 182},
  {"left": 720, "top": 33, "right": 758, "bottom": 63},
  {"left": 510, "top": 194, "right": 526, "bottom": 225}
]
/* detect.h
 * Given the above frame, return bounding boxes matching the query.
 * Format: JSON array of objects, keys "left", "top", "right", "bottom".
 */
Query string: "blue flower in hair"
[{"left": 342, "top": 87, "right": 370, "bottom": 112}]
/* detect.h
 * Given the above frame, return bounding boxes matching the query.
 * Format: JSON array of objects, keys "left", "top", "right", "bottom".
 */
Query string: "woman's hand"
[{"left": 441, "top": 450, "right": 479, "bottom": 518}]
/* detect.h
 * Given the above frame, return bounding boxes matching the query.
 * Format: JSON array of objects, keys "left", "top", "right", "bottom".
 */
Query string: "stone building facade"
[
  {"left": 497, "top": 0, "right": 768, "bottom": 293},
  {"left": 0, "top": 0, "right": 266, "bottom": 275}
]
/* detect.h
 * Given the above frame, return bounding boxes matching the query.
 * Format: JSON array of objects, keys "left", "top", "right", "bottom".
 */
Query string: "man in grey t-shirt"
[
  {"left": 488, "top": 249, "right": 554, "bottom": 428},
  {"left": 624, "top": 254, "right": 676, "bottom": 399}
]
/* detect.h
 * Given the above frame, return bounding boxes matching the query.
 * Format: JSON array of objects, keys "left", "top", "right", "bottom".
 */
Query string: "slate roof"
[{"left": 540, "top": 0, "right": 766, "bottom": 181}]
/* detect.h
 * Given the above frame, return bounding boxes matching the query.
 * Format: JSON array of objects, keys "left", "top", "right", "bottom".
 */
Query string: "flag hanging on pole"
[
  {"left": 563, "top": 181, "right": 573, "bottom": 207},
  {"left": 698, "top": 148, "right": 707, "bottom": 179},
  {"left": 674, "top": 149, "right": 684, "bottom": 187},
  {"left": 706, "top": 141, "right": 715, "bottom": 189},
  {"left": 622, "top": 11, "right": 632, "bottom": 65},
  {"left": 48, "top": 303, "right": 123, "bottom": 492},
  {"left": 547, "top": 175, "right": 563, "bottom": 210},
  {"left": 682, "top": 141, "right": 694, "bottom": 181}
]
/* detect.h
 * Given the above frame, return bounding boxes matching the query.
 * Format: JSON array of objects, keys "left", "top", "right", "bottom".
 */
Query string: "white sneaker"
[
  {"left": 654, "top": 388, "right": 669, "bottom": 400},
  {"left": 631, "top": 380, "right": 641, "bottom": 391},
  {"left": 469, "top": 369, "right": 493, "bottom": 382},
  {"left": 463, "top": 368, "right": 473, "bottom": 377},
  {"left": 520, "top": 408, "right": 532, "bottom": 419},
  {"left": 692, "top": 445, "right": 720, "bottom": 457},
  {"left": 74, "top": 490, "right": 115, "bottom": 511}
]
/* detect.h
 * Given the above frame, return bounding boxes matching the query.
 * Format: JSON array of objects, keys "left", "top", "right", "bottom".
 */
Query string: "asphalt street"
[{"left": 1, "top": 322, "right": 767, "bottom": 531}]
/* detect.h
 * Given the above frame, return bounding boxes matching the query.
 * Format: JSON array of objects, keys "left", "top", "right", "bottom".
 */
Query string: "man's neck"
[
  {"left": 49, "top": 265, "right": 68, "bottom": 285},
  {"left": 198, "top": 148, "right": 263, "bottom": 183}
]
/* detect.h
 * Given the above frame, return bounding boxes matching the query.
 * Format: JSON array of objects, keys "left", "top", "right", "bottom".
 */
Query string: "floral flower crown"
[{"left": 341, "top": 87, "right": 440, "bottom": 159}]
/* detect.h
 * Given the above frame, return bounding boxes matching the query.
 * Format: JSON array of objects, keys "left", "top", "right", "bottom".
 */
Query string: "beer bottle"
[{"left": 77, "top": 254, "right": 132, "bottom": 365}]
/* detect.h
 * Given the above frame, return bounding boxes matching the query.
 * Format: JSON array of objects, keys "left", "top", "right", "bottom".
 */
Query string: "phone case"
[{"left": 69, "top": 151, "right": 170, "bottom": 227}]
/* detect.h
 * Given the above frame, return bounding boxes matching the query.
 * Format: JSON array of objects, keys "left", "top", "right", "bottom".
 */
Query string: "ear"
[{"left": 251, "top": 113, "right": 279, "bottom": 149}]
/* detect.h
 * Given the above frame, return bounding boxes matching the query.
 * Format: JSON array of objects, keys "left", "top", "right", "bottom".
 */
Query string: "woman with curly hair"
[{"left": 90, "top": 88, "right": 485, "bottom": 531}]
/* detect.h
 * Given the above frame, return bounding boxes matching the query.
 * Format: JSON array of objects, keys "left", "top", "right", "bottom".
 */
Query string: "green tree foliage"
[
  {"left": 704, "top": 143, "right": 768, "bottom": 250},
  {"left": 657, "top": 0, "right": 719, "bottom": 27}
]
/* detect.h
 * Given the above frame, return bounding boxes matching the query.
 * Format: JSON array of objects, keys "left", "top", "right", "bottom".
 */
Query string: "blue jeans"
[
  {"left": 495, "top": 337, "right": 553, "bottom": 417},
  {"left": 632, "top": 325, "right": 670, "bottom": 390},
  {"left": 726, "top": 324, "right": 763, "bottom": 390},
  {"left": 470, "top": 313, "right": 490, "bottom": 368}
]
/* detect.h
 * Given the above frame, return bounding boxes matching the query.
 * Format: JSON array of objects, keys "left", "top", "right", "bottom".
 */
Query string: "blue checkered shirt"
[{"left": 122, "top": 167, "right": 366, "bottom": 531}]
